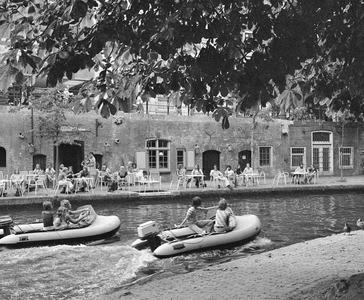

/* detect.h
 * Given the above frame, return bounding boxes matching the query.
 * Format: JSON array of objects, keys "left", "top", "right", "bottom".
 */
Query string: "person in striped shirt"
[{"left": 178, "top": 196, "right": 218, "bottom": 234}]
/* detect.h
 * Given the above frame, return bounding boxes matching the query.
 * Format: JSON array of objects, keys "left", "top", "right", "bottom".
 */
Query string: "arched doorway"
[
  {"left": 238, "top": 150, "right": 251, "bottom": 169},
  {"left": 55, "top": 140, "right": 84, "bottom": 173},
  {"left": 203, "top": 150, "right": 220, "bottom": 180}
]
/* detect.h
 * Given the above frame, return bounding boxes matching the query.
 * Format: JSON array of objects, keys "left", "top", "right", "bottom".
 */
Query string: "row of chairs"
[
  {"left": 272, "top": 169, "right": 319, "bottom": 185},
  {"left": 170, "top": 172, "right": 267, "bottom": 190}
]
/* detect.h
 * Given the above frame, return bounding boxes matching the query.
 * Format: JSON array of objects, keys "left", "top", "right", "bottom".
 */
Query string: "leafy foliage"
[
  {"left": 1, "top": 0, "right": 364, "bottom": 122},
  {"left": 30, "top": 84, "right": 82, "bottom": 145}
]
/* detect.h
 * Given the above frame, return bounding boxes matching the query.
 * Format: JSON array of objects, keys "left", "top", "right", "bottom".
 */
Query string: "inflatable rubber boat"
[
  {"left": 0, "top": 205, "right": 121, "bottom": 248},
  {"left": 132, "top": 214, "right": 261, "bottom": 258}
]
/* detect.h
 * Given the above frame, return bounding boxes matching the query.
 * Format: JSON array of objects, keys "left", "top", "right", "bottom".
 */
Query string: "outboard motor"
[
  {"left": 137, "top": 221, "right": 162, "bottom": 252},
  {"left": 0, "top": 215, "right": 13, "bottom": 237}
]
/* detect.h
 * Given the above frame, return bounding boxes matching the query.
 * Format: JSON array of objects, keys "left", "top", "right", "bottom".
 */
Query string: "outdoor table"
[
  {"left": 185, "top": 174, "right": 206, "bottom": 189},
  {"left": 244, "top": 173, "right": 260, "bottom": 186},
  {"left": 292, "top": 171, "right": 308, "bottom": 184},
  {"left": 139, "top": 178, "right": 161, "bottom": 192},
  {"left": 73, "top": 177, "right": 94, "bottom": 194}
]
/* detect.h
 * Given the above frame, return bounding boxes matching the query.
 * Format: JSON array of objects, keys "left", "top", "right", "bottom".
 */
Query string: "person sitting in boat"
[
  {"left": 60, "top": 199, "right": 89, "bottom": 217},
  {"left": 178, "top": 196, "right": 217, "bottom": 235},
  {"left": 214, "top": 198, "right": 236, "bottom": 233},
  {"left": 42, "top": 201, "right": 55, "bottom": 231},
  {"left": 53, "top": 206, "right": 87, "bottom": 230}
]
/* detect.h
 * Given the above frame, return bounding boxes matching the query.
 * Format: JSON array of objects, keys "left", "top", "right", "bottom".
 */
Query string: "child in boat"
[
  {"left": 214, "top": 198, "right": 236, "bottom": 233},
  {"left": 42, "top": 201, "right": 55, "bottom": 231},
  {"left": 60, "top": 199, "right": 89, "bottom": 217},
  {"left": 53, "top": 206, "right": 87, "bottom": 230},
  {"left": 178, "top": 196, "right": 218, "bottom": 234}
]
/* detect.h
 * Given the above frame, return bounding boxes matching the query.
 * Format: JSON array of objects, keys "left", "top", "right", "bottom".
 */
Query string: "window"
[
  {"left": 0, "top": 147, "right": 6, "bottom": 167},
  {"left": 146, "top": 139, "right": 170, "bottom": 171},
  {"left": 259, "top": 147, "right": 272, "bottom": 167},
  {"left": 339, "top": 147, "right": 354, "bottom": 169},
  {"left": 291, "top": 147, "right": 306, "bottom": 168},
  {"left": 176, "top": 149, "right": 186, "bottom": 167},
  {"left": 33, "top": 154, "right": 46, "bottom": 171}
]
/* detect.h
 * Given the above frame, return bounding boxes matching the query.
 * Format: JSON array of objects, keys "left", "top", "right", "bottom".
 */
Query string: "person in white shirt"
[
  {"left": 242, "top": 163, "right": 253, "bottom": 185},
  {"left": 209, "top": 165, "right": 233, "bottom": 190},
  {"left": 224, "top": 165, "right": 235, "bottom": 187}
]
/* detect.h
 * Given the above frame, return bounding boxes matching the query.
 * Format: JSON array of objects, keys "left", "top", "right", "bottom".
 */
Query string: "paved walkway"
[{"left": 0, "top": 175, "right": 363, "bottom": 206}]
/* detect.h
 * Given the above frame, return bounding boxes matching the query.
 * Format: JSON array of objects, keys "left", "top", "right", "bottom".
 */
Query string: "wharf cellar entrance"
[
  {"left": 55, "top": 140, "right": 84, "bottom": 173},
  {"left": 203, "top": 150, "right": 220, "bottom": 180}
]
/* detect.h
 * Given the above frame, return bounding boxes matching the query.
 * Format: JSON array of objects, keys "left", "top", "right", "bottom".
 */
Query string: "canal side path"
[{"left": 0, "top": 175, "right": 364, "bottom": 206}]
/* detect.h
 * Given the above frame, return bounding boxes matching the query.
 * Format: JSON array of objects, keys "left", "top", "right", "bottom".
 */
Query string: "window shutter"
[
  {"left": 186, "top": 150, "right": 195, "bottom": 170},
  {"left": 135, "top": 151, "right": 146, "bottom": 170}
]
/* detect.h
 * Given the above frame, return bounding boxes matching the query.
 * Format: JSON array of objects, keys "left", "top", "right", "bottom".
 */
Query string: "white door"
[{"left": 312, "top": 145, "right": 333, "bottom": 175}]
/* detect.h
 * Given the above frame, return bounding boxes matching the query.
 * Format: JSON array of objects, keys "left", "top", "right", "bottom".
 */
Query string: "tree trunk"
[{"left": 55, "top": 143, "right": 59, "bottom": 184}]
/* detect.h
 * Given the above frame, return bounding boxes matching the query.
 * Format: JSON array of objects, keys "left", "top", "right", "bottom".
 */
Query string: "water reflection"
[{"left": 1, "top": 192, "right": 364, "bottom": 299}]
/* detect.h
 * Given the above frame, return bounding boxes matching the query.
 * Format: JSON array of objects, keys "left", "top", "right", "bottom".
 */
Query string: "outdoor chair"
[
  {"left": 0, "top": 180, "right": 6, "bottom": 196},
  {"left": 149, "top": 171, "right": 162, "bottom": 191},
  {"left": 211, "top": 174, "right": 228, "bottom": 188},
  {"left": 272, "top": 169, "right": 289, "bottom": 185},
  {"left": 54, "top": 180, "right": 70, "bottom": 195},
  {"left": 28, "top": 175, "right": 47, "bottom": 195},
  {"left": 169, "top": 174, "right": 187, "bottom": 190}
]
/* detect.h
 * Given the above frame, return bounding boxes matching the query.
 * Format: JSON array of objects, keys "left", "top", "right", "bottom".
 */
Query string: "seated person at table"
[
  {"left": 292, "top": 164, "right": 305, "bottom": 183},
  {"left": 131, "top": 162, "right": 139, "bottom": 173},
  {"left": 178, "top": 196, "right": 218, "bottom": 234},
  {"left": 74, "top": 166, "right": 90, "bottom": 192},
  {"left": 58, "top": 167, "right": 74, "bottom": 193},
  {"left": 10, "top": 168, "right": 23, "bottom": 196},
  {"left": 53, "top": 206, "right": 87, "bottom": 230},
  {"left": 306, "top": 164, "right": 317, "bottom": 183},
  {"left": 224, "top": 165, "right": 235, "bottom": 187},
  {"left": 45, "top": 164, "right": 56, "bottom": 188},
  {"left": 117, "top": 166, "right": 128, "bottom": 188},
  {"left": 176, "top": 164, "right": 186, "bottom": 179},
  {"left": 130, "top": 163, "right": 144, "bottom": 184},
  {"left": 66, "top": 166, "right": 74, "bottom": 179},
  {"left": 242, "top": 163, "right": 253, "bottom": 185},
  {"left": 214, "top": 198, "right": 236, "bottom": 233},
  {"left": 99, "top": 163, "right": 112, "bottom": 185},
  {"left": 33, "top": 164, "right": 44, "bottom": 176},
  {"left": 235, "top": 164, "right": 244, "bottom": 186},
  {"left": 210, "top": 165, "right": 233, "bottom": 190},
  {"left": 190, "top": 164, "right": 205, "bottom": 188},
  {"left": 42, "top": 201, "right": 55, "bottom": 231}
]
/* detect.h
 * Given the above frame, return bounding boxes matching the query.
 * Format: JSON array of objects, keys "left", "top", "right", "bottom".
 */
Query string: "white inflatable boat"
[
  {"left": 132, "top": 214, "right": 261, "bottom": 258},
  {"left": 0, "top": 205, "right": 121, "bottom": 248}
]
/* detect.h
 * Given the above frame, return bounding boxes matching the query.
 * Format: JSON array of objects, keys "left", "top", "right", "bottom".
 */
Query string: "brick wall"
[{"left": 0, "top": 106, "right": 361, "bottom": 180}]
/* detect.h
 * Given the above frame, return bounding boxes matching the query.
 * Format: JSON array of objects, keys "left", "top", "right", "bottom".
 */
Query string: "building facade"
[{"left": 0, "top": 106, "right": 362, "bottom": 181}]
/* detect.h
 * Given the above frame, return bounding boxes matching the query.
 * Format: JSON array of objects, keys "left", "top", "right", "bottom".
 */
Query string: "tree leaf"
[{"left": 99, "top": 100, "right": 110, "bottom": 118}]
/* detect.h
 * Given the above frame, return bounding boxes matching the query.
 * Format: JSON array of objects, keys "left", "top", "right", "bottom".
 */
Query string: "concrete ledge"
[{"left": 1, "top": 179, "right": 364, "bottom": 206}]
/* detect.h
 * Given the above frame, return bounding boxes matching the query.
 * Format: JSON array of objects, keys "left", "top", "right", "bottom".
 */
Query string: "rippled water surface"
[{"left": 1, "top": 192, "right": 364, "bottom": 299}]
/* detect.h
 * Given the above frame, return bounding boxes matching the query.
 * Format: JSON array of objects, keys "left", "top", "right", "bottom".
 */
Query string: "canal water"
[{"left": 1, "top": 192, "right": 363, "bottom": 300}]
